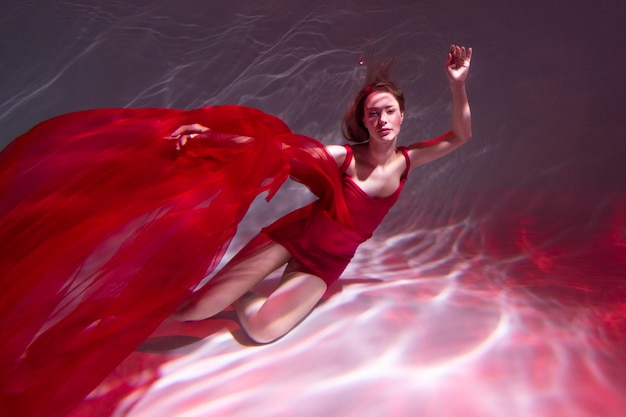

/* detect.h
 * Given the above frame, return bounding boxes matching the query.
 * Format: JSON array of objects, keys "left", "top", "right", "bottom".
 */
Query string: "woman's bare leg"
[
  {"left": 234, "top": 265, "right": 327, "bottom": 344},
  {"left": 172, "top": 234, "right": 291, "bottom": 321}
]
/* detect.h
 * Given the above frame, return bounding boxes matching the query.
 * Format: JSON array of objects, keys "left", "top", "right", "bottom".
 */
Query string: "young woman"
[
  {"left": 170, "top": 44, "right": 473, "bottom": 343},
  {"left": 0, "top": 44, "right": 470, "bottom": 416}
]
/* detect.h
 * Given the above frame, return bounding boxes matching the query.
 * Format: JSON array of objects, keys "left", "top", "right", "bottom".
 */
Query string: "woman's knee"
[
  {"left": 239, "top": 274, "right": 327, "bottom": 344},
  {"left": 243, "top": 316, "right": 289, "bottom": 344}
]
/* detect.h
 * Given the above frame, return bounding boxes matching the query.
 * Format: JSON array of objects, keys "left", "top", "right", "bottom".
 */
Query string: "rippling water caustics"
[{"left": 1, "top": 1, "right": 625, "bottom": 417}]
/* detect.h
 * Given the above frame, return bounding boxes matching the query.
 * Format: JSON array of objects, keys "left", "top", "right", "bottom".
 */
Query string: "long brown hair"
[{"left": 342, "top": 59, "right": 405, "bottom": 143}]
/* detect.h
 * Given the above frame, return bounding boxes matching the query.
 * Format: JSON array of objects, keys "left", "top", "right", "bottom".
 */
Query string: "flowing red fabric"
[{"left": 0, "top": 105, "right": 350, "bottom": 417}]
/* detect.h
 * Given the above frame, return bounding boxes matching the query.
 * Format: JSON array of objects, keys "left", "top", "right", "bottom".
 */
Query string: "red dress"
[
  {"left": 0, "top": 106, "right": 352, "bottom": 417},
  {"left": 263, "top": 145, "right": 411, "bottom": 285}
]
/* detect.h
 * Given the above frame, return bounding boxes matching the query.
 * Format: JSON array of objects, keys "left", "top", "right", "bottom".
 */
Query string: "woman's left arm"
[
  {"left": 407, "top": 45, "right": 473, "bottom": 168},
  {"left": 165, "top": 123, "right": 210, "bottom": 150}
]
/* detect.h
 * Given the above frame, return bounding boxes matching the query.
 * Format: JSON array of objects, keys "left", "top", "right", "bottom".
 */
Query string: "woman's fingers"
[
  {"left": 447, "top": 45, "right": 471, "bottom": 69},
  {"left": 164, "top": 124, "right": 210, "bottom": 149},
  {"left": 168, "top": 123, "right": 209, "bottom": 137}
]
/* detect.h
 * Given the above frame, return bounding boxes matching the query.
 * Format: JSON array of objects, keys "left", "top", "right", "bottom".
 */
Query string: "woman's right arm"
[{"left": 325, "top": 144, "right": 348, "bottom": 168}]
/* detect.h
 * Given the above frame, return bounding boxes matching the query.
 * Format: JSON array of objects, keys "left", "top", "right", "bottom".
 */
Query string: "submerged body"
[
  {"left": 173, "top": 45, "right": 473, "bottom": 343},
  {"left": 0, "top": 45, "right": 471, "bottom": 416},
  {"left": 264, "top": 145, "right": 411, "bottom": 286}
]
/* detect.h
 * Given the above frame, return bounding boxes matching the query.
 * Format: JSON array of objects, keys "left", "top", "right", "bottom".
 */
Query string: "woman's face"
[{"left": 362, "top": 91, "right": 404, "bottom": 143}]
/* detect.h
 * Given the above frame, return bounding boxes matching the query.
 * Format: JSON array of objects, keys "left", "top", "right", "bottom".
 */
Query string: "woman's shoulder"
[
  {"left": 325, "top": 144, "right": 348, "bottom": 155},
  {"left": 325, "top": 144, "right": 349, "bottom": 168}
]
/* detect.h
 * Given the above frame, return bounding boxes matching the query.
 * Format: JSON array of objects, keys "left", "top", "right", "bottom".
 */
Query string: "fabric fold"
[{"left": 0, "top": 105, "right": 348, "bottom": 417}]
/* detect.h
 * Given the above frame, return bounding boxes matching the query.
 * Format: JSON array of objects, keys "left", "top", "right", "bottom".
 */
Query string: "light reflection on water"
[
  {"left": 99, "top": 192, "right": 623, "bottom": 417},
  {"left": 1, "top": 1, "right": 624, "bottom": 417}
]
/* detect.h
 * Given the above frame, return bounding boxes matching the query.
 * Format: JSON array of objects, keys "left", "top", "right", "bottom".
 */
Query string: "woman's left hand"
[
  {"left": 164, "top": 123, "right": 210, "bottom": 150},
  {"left": 445, "top": 44, "right": 472, "bottom": 85}
]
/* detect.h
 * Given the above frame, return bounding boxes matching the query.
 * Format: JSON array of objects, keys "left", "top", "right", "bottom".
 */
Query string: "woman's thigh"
[
  {"left": 239, "top": 265, "right": 327, "bottom": 343},
  {"left": 176, "top": 233, "right": 292, "bottom": 320}
]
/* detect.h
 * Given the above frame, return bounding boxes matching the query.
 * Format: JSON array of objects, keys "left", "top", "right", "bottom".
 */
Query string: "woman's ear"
[{"left": 400, "top": 112, "right": 404, "bottom": 124}]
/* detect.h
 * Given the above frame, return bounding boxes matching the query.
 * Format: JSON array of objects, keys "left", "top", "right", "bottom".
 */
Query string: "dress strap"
[
  {"left": 339, "top": 144, "right": 353, "bottom": 174},
  {"left": 398, "top": 146, "right": 411, "bottom": 179}
]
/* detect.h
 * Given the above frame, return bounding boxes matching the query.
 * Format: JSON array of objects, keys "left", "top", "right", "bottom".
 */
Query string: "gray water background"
[{"left": 1, "top": 2, "right": 625, "bottom": 416}]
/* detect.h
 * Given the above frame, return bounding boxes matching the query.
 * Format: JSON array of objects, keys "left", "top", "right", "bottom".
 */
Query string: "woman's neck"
[{"left": 362, "top": 139, "right": 397, "bottom": 167}]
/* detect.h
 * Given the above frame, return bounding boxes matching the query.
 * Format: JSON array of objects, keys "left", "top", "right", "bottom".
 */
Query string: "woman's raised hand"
[
  {"left": 445, "top": 44, "right": 472, "bottom": 85},
  {"left": 164, "top": 123, "right": 210, "bottom": 150}
]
